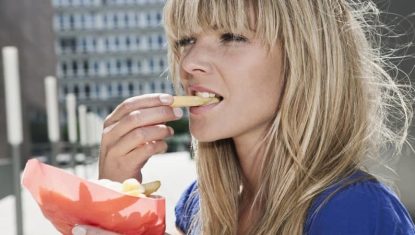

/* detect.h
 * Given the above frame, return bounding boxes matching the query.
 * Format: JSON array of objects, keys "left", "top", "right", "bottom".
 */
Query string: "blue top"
[{"left": 175, "top": 171, "right": 415, "bottom": 234}]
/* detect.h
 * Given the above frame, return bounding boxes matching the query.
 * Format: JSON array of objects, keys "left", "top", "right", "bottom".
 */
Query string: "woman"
[{"left": 72, "top": 0, "right": 415, "bottom": 234}]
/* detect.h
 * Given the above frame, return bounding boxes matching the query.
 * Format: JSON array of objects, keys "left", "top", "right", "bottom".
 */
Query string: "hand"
[
  {"left": 99, "top": 93, "right": 183, "bottom": 182},
  {"left": 72, "top": 225, "right": 119, "bottom": 235}
]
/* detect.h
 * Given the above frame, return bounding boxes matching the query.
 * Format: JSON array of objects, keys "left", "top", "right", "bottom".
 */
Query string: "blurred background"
[{"left": 0, "top": 0, "right": 414, "bottom": 234}]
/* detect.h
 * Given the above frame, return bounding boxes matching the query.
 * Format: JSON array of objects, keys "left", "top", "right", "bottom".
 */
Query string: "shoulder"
[
  {"left": 175, "top": 180, "right": 199, "bottom": 234},
  {"left": 305, "top": 173, "right": 415, "bottom": 235}
]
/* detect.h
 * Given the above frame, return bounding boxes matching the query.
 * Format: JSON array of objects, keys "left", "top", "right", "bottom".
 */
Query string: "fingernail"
[
  {"left": 159, "top": 94, "right": 173, "bottom": 104},
  {"left": 168, "top": 126, "right": 175, "bottom": 135},
  {"left": 72, "top": 226, "right": 87, "bottom": 235},
  {"left": 173, "top": 108, "right": 183, "bottom": 118}
]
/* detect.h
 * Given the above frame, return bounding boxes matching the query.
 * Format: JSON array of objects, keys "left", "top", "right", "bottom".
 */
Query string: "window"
[
  {"left": 69, "top": 14, "right": 75, "bottom": 29},
  {"left": 72, "top": 61, "right": 78, "bottom": 75},
  {"left": 116, "top": 60, "right": 122, "bottom": 74},
  {"left": 58, "top": 14, "right": 64, "bottom": 30},
  {"left": 93, "top": 62, "right": 99, "bottom": 75},
  {"left": 74, "top": 85, "right": 79, "bottom": 96},
  {"left": 109, "top": 36, "right": 116, "bottom": 51},
  {"left": 62, "top": 62, "right": 68, "bottom": 76},
  {"left": 128, "top": 82, "right": 134, "bottom": 95},
  {"left": 105, "top": 38, "right": 110, "bottom": 51},
  {"left": 149, "top": 58, "right": 154, "bottom": 72},
  {"left": 137, "top": 61, "right": 142, "bottom": 72},
  {"left": 138, "top": 83, "right": 142, "bottom": 93},
  {"left": 117, "top": 83, "right": 123, "bottom": 96},
  {"left": 113, "top": 14, "right": 118, "bottom": 28},
  {"left": 124, "top": 14, "right": 129, "bottom": 27},
  {"left": 92, "top": 38, "right": 97, "bottom": 52},
  {"left": 107, "top": 84, "right": 112, "bottom": 97},
  {"left": 158, "top": 35, "right": 163, "bottom": 48},
  {"left": 103, "top": 14, "right": 108, "bottom": 28},
  {"left": 80, "top": 14, "right": 86, "bottom": 29},
  {"left": 156, "top": 12, "right": 162, "bottom": 24},
  {"left": 148, "top": 36, "right": 153, "bottom": 49},
  {"left": 126, "top": 59, "right": 132, "bottom": 74},
  {"left": 83, "top": 61, "right": 89, "bottom": 75},
  {"left": 136, "top": 37, "right": 140, "bottom": 48},
  {"left": 63, "top": 85, "right": 69, "bottom": 95},
  {"left": 115, "top": 37, "right": 120, "bottom": 49},
  {"left": 146, "top": 13, "right": 151, "bottom": 26},
  {"left": 95, "top": 84, "right": 100, "bottom": 97},
  {"left": 134, "top": 13, "right": 140, "bottom": 26},
  {"left": 60, "top": 39, "right": 66, "bottom": 51},
  {"left": 159, "top": 58, "right": 164, "bottom": 70},
  {"left": 106, "top": 61, "right": 112, "bottom": 75},
  {"left": 81, "top": 38, "right": 87, "bottom": 52},
  {"left": 85, "top": 84, "right": 90, "bottom": 98},
  {"left": 126, "top": 37, "right": 131, "bottom": 48}
]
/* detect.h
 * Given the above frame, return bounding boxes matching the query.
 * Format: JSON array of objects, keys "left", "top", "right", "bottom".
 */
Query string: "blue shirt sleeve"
[
  {"left": 175, "top": 181, "right": 199, "bottom": 234},
  {"left": 305, "top": 179, "right": 415, "bottom": 235}
]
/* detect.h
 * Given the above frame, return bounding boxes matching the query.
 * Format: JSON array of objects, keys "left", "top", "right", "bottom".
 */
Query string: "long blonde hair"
[{"left": 163, "top": 0, "right": 413, "bottom": 234}]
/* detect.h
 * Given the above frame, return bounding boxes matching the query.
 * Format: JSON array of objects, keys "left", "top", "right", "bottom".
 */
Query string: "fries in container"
[{"left": 21, "top": 159, "right": 165, "bottom": 235}]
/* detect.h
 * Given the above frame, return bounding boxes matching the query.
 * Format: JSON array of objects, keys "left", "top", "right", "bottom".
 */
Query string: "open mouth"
[{"left": 192, "top": 91, "right": 224, "bottom": 103}]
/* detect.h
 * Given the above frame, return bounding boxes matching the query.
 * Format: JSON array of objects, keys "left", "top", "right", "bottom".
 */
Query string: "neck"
[{"left": 233, "top": 130, "right": 268, "bottom": 194}]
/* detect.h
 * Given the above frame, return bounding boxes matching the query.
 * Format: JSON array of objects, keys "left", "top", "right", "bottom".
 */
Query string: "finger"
[
  {"left": 104, "top": 93, "right": 174, "bottom": 127},
  {"left": 122, "top": 140, "right": 168, "bottom": 169},
  {"left": 102, "top": 106, "right": 182, "bottom": 147},
  {"left": 107, "top": 125, "right": 174, "bottom": 157},
  {"left": 72, "top": 225, "right": 120, "bottom": 235}
]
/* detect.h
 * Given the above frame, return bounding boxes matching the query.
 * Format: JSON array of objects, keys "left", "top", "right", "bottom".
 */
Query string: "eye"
[
  {"left": 176, "top": 37, "right": 196, "bottom": 47},
  {"left": 220, "top": 33, "right": 248, "bottom": 43}
]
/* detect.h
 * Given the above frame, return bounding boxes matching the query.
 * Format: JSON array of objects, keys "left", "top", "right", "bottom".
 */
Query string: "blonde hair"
[{"left": 163, "top": 0, "right": 413, "bottom": 234}]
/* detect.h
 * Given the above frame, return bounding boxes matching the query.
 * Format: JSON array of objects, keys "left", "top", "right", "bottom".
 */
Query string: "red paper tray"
[{"left": 21, "top": 159, "right": 165, "bottom": 235}]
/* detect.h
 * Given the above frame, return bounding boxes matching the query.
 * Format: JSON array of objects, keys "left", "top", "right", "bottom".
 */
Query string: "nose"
[{"left": 180, "top": 42, "right": 213, "bottom": 77}]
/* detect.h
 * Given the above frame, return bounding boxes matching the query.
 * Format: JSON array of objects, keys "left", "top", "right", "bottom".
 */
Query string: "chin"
[{"left": 189, "top": 125, "right": 227, "bottom": 142}]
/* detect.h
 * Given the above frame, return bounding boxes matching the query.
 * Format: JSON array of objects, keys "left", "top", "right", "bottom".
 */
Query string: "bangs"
[{"left": 164, "top": 0, "right": 254, "bottom": 42}]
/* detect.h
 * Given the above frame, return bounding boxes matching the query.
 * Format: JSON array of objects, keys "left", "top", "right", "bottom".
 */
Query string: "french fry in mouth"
[{"left": 171, "top": 96, "right": 221, "bottom": 108}]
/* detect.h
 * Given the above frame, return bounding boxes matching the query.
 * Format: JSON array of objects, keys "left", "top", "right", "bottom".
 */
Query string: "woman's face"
[{"left": 178, "top": 30, "right": 284, "bottom": 142}]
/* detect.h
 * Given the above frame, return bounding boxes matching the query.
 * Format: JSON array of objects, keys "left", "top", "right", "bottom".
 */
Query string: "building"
[{"left": 52, "top": 0, "right": 172, "bottom": 120}]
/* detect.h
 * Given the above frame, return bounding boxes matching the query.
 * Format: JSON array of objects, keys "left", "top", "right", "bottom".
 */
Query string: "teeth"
[{"left": 195, "top": 91, "right": 216, "bottom": 98}]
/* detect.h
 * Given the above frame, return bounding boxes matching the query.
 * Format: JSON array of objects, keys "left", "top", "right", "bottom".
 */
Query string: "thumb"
[{"left": 72, "top": 225, "right": 120, "bottom": 235}]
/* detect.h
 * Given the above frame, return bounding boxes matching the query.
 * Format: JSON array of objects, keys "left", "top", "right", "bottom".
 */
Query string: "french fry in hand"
[{"left": 171, "top": 96, "right": 220, "bottom": 108}]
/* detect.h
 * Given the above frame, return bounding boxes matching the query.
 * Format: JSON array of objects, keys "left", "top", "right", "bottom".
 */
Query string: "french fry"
[
  {"left": 123, "top": 189, "right": 146, "bottom": 197},
  {"left": 171, "top": 96, "right": 220, "bottom": 108},
  {"left": 142, "top": 180, "right": 161, "bottom": 196},
  {"left": 122, "top": 178, "right": 145, "bottom": 194},
  {"left": 94, "top": 178, "right": 161, "bottom": 197}
]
